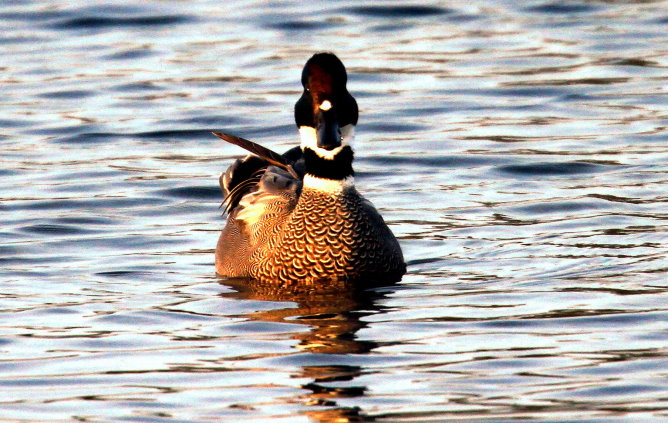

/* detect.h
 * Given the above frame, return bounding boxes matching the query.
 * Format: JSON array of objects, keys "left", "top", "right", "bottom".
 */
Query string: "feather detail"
[
  {"left": 222, "top": 170, "right": 263, "bottom": 214},
  {"left": 212, "top": 132, "right": 299, "bottom": 179}
]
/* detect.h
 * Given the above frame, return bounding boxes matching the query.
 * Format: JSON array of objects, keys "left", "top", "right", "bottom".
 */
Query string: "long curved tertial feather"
[
  {"left": 222, "top": 170, "right": 263, "bottom": 214},
  {"left": 212, "top": 132, "right": 298, "bottom": 179}
]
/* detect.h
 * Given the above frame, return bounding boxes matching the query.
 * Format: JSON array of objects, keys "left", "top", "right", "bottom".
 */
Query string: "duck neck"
[
  {"left": 302, "top": 145, "right": 354, "bottom": 181},
  {"left": 303, "top": 174, "right": 355, "bottom": 194}
]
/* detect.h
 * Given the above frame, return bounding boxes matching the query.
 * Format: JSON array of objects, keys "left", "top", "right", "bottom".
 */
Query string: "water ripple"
[
  {"left": 345, "top": 5, "right": 453, "bottom": 17},
  {"left": 158, "top": 186, "right": 221, "bottom": 200},
  {"left": 2, "top": 0, "right": 668, "bottom": 421},
  {"left": 499, "top": 161, "right": 611, "bottom": 177},
  {"left": 525, "top": 2, "right": 600, "bottom": 14},
  {"left": 49, "top": 15, "right": 193, "bottom": 30}
]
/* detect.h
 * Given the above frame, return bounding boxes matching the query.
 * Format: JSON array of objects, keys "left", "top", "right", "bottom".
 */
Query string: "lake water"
[{"left": 2, "top": 0, "right": 668, "bottom": 421}]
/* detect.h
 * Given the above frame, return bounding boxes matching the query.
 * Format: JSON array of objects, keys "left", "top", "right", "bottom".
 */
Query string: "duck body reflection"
[{"left": 220, "top": 277, "right": 394, "bottom": 422}]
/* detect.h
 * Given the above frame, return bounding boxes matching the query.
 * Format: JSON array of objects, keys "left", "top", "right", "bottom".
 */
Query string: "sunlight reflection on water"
[{"left": 1, "top": 0, "right": 668, "bottom": 421}]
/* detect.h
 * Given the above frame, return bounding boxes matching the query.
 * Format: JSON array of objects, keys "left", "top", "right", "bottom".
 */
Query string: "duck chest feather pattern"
[{"left": 252, "top": 186, "right": 405, "bottom": 284}]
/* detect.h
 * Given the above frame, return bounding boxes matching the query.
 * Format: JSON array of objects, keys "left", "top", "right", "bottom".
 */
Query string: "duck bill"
[{"left": 316, "top": 109, "right": 341, "bottom": 150}]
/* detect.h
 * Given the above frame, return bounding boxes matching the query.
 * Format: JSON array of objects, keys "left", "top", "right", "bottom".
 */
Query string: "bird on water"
[{"left": 214, "top": 52, "right": 405, "bottom": 286}]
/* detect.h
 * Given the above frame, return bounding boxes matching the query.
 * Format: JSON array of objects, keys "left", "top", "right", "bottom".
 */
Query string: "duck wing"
[
  {"left": 215, "top": 133, "right": 304, "bottom": 277},
  {"left": 216, "top": 132, "right": 303, "bottom": 214},
  {"left": 213, "top": 132, "right": 298, "bottom": 178}
]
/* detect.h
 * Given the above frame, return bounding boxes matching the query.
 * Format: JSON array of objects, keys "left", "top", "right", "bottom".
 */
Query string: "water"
[{"left": 1, "top": 0, "right": 667, "bottom": 421}]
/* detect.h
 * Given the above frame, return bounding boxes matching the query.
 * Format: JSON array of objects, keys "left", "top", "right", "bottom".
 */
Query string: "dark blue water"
[{"left": 1, "top": 0, "right": 667, "bottom": 421}]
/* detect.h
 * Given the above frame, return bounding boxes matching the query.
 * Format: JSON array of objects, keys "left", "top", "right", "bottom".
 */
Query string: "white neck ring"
[{"left": 303, "top": 175, "right": 354, "bottom": 193}]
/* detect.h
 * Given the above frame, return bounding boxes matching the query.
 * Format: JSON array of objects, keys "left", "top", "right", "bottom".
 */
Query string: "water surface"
[{"left": 1, "top": 0, "right": 668, "bottom": 421}]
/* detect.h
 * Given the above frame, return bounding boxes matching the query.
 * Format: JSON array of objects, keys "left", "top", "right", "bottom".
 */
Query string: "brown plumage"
[
  {"left": 252, "top": 183, "right": 405, "bottom": 284},
  {"left": 214, "top": 52, "right": 405, "bottom": 286}
]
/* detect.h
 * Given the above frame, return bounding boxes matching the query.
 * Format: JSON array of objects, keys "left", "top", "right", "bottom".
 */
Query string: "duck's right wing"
[
  {"left": 216, "top": 132, "right": 304, "bottom": 214},
  {"left": 213, "top": 132, "right": 298, "bottom": 178},
  {"left": 233, "top": 164, "right": 301, "bottom": 228},
  {"left": 216, "top": 160, "right": 302, "bottom": 277}
]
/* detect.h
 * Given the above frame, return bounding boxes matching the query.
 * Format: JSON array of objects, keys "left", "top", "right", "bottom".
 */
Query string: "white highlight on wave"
[{"left": 298, "top": 124, "right": 356, "bottom": 159}]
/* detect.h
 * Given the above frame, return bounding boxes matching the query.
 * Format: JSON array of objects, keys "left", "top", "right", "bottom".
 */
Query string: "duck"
[{"left": 214, "top": 52, "right": 405, "bottom": 286}]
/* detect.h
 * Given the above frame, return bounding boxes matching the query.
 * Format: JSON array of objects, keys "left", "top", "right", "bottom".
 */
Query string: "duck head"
[{"left": 295, "top": 53, "right": 358, "bottom": 180}]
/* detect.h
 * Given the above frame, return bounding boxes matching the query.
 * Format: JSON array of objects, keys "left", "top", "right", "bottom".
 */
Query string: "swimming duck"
[{"left": 214, "top": 52, "right": 405, "bottom": 285}]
